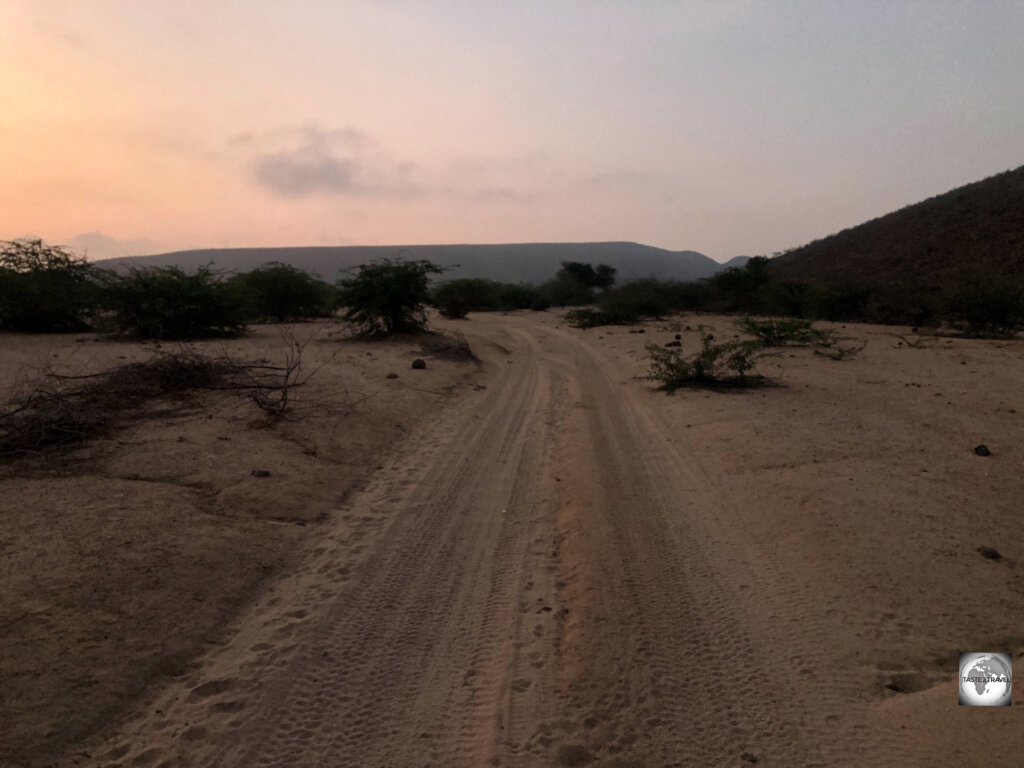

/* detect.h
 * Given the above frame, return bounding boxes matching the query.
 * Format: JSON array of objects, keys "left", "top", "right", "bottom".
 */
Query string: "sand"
[{"left": 2, "top": 312, "right": 1022, "bottom": 767}]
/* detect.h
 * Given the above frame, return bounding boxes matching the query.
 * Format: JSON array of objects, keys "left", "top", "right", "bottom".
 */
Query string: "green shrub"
[
  {"left": 539, "top": 261, "right": 617, "bottom": 307},
  {"left": 735, "top": 316, "right": 836, "bottom": 347},
  {"left": 539, "top": 274, "right": 596, "bottom": 307},
  {"left": 430, "top": 278, "right": 499, "bottom": 317},
  {"left": 338, "top": 258, "right": 443, "bottom": 334},
  {"left": 0, "top": 239, "right": 101, "bottom": 332},
  {"left": 228, "top": 262, "right": 337, "bottom": 322},
  {"left": 496, "top": 282, "right": 548, "bottom": 311},
  {"left": 646, "top": 327, "right": 769, "bottom": 391},
  {"left": 943, "top": 269, "right": 1024, "bottom": 337},
  {"left": 811, "top": 282, "right": 873, "bottom": 322},
  {"left": 665, "top": 280, "right": 713, "bottom": 312},
  {"left": 704, "top": 257, "right": 769, "bottom": 313},
  {"left": 565, "top": 279, "right": 683, "bottom": 328},
  {"left": 103, "top": 265, "right": 249, "bottom": 340},
  {"left": 430, "top": 278, "right": 549, "bottom": 316}
]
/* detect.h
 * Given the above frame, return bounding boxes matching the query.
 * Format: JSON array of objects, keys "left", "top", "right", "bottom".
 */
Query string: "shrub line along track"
[{"left": 78, "top": 313, "right": 931, "bottom": 767}]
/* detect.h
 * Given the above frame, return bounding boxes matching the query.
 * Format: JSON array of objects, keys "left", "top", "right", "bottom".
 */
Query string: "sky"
[{"left": 2, "top": 1, "right": 1022, "bottom": 262}]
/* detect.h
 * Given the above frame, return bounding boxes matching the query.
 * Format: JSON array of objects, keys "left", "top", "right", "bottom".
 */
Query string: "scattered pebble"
[
  {"left": 411, "top": 358, "right": 426, "bottom": 369},
  {"left": 386, "top": 372, "right": 399, "bottom": 379},
  {"left": 251, "top": 469, "right": 270, "bottom": 478},
  {"left": 974, "top": 444, "right": 992, "bottom": 457}
]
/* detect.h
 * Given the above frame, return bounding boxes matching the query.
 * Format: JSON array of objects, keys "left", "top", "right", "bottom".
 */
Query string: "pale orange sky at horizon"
[{"left": 3, "top": 1, "right": 1022, "bottom": 261}]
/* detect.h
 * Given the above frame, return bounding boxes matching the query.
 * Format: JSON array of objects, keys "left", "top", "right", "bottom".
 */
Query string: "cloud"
[
  {"left": 249, "top": 126, "right": 420, "bottom": 198},
  {"left": 64, "top": 231, "right": 162, "bottom": 260}
]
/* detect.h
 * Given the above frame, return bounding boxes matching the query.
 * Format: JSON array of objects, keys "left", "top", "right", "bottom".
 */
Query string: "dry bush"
[
  {"left": 418, "top": 329, "right": 478, "bottom": 361},
  {"left": 0, "top": 333, "right": 334, "bottom": 458},
  {"left": 0, "top": 351, "right": 244, "bottom": 458}
]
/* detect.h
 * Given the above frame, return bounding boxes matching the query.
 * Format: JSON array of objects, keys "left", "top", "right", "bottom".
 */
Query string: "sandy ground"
[{"left": 3, "top": 311, "right": 1024, "bottom": 767}]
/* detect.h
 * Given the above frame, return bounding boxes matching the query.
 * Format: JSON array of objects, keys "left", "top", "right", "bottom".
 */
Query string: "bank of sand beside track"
[{"left": 3, "top": 312, "right": 1024, "bottom": 767}]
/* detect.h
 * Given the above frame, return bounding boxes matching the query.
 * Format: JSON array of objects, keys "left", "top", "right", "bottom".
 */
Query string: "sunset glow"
[{"left": 3, "top": 1, "right": 1022, "bottom": 260}]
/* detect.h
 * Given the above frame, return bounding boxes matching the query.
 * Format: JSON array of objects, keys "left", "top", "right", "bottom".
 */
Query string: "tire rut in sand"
[
  {"left": 533, "top": 326, "right": 818, "bottom": 767},
  {"left": 207, "top": 330, "right": 566, "bottom": 768}
]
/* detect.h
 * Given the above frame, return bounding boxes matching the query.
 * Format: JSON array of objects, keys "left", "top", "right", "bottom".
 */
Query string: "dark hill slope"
[
  {"left": 99, "top": 242, "right": 726, "bottom": 285},
  {"left": 768, "top": 165, "right": 1024, "bottom": 288}
]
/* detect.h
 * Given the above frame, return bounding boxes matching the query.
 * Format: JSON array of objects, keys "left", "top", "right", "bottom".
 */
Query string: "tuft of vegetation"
[
  {"left": 338, "top": 258, "right": 444, "bottom": 334},
  {"left": 102, "top": 264, "right": 249, "bottom": 340},
  {"left": 646, "top": 327, "right": 769, "bottom": 391},
  {"left": 813, "top": 342, "right": 866, "bottom": 361},
  {"left": 735, "top": 316, "right": 836, "bottom": 347},
  {"left": 0, "top": 239, "right": 102, "bottom": 332},
  {"left": 228, "top": 262, "right": 338, "bottom": 322}
]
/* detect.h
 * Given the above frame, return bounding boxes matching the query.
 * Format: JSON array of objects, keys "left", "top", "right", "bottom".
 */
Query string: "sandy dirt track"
[{"left": 8, "top": 311, "right": 1024, "bottom": 767}]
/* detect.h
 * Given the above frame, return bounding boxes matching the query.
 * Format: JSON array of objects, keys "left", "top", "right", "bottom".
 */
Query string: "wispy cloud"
[{"left": 248, "top": 126, "right": 421, "bottom": 198}]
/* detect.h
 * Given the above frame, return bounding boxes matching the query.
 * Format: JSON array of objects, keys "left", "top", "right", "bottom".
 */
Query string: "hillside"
[
  {"left": 768, "top": 165, "right": 1024, "bottom": 288},
  {"left": 98, "top": 242, "right": 728, "bottom": 285}
]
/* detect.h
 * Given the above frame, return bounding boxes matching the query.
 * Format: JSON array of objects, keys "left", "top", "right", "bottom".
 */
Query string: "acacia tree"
[
  {"left": 228, "top": 262, "right": 337, "bottom": 322},
  {"left": 338, "top": 258, "right": 444, "bottom": 334},
  {"left": 0, "top": 239, "right": 100, "bottom": 332}
]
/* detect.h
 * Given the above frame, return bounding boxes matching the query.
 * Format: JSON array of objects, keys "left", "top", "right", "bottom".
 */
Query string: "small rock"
[
  {"left": 637, "top": 329, "right": 645, "bottom": 334},
  {"left": 674, "top": 333, "right": 681, "bottom": 340},
  {"left": 974, "top": 444, "right": 992, "bottom": 457},
  {"left": 978, "top": 546, "right": 1002, "bottom": 560},
  {"left": 411, "top": 358, "right": 426, "bottom": 369},
  {"left": 251, "top": 469, "right": 270, "bottom": 478},
  {"left": 664, "top": 340, "right": 681, "bottom": 347},
  {"left": 741, "top": 753, "right": 759, "bottom": 764},
  {"left": 386, "top": 372, "right": 399, "bottom": 379}
]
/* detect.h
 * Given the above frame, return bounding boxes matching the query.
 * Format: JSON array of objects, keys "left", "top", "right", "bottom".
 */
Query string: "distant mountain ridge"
[
  {"left": 768, "top": 165, "right": 1024, "bottom": 288},
  {"left": 98, "top": 242, "right": 739, "bottom": 285}
]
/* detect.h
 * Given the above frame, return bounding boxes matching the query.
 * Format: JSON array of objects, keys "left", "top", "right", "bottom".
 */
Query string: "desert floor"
[{"left": 2, "top": 311, "right": 1023, "bottom": 767}]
